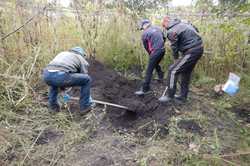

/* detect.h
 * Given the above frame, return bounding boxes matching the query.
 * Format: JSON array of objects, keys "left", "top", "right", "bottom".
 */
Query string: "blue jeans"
[{"left": 43, "top": 69, "right": 92, "bottom": 111}]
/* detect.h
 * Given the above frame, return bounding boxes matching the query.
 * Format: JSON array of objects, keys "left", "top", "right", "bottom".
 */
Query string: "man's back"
[
  {"left": 47, "top": 51, "right": 89, "bottom": 73},
  {"left": 167, "top": 19, "right": 202, "bottom": 53},
  {"left": 142, "top": 26, "right": 165, "bottom": 54}
]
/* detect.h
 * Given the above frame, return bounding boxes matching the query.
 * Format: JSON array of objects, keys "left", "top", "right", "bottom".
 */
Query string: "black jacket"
[
  {"left": 142, "top": 26, "right": 166, "bottom": 55},
  {"left": 166, "top": 19, "right": 202, "bottom": 59}
]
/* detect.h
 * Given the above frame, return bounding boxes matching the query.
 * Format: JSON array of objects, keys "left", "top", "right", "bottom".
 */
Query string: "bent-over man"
[
  {"left": 159, "top": 17, "right": 203, "bottom": 103},
  {"left": 43, "top": 47, "right": 94, "bottom": 114},
  {"left": 135, "top": 19, "right": 166, "bottom": 96}
]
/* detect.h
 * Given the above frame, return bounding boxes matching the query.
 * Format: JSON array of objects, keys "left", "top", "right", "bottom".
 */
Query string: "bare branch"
[{"left": 1, "top": 6, "right": 48, "bottom": 40}]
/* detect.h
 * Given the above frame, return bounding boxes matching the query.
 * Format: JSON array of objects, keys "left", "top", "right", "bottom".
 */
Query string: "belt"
[
  {"left": 183, "top": 44, "right": 203, "bottom": 54},
  {"left": 48, "top": 69, "right": 60, "bottom": 72}
]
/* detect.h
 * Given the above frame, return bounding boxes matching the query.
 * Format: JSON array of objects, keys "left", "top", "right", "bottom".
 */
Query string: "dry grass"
[{"left": 0, "top": 1, "right": 250, "bottom": 166}]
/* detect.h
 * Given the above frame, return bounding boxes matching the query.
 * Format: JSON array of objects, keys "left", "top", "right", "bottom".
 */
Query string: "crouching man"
[
  {"left": 135, "top": 19, "right": 166, "bottom": 96},
  {"left": 159, "top": 17, "right": 203, "bottom": 103},
  {"left": 42, "top": 47, "right": 94, "bottom": 114}
]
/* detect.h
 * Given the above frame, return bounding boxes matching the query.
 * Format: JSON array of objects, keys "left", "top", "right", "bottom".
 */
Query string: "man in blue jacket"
[
  {"left": 43, "top": 47, "right": 94, "bottom": 114},
  {"left": 135, "top": 19, "right": 166, "bottom": 96},
  {"left": 159, "top": 17, "right": 203, "bottom": 103}
]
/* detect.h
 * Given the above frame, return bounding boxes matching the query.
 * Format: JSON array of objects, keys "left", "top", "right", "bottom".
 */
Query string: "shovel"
[
  {"left": 69, "top": 96, "right": 133, "bottom": 111},
  {"left": 161, "top": 86, "right": 168, "bottom": 97},
  {"left": 158, "top": 86, "right": 170, "bottom": 102},
  {"left": 60, "top": 88, "right": 134, "bottom": 112}
]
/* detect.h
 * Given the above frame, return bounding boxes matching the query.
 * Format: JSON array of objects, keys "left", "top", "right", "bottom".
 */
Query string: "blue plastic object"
[
  {"left": 63, "top": 93, "right": 71, "bottom": 103},
  {"left": 223, "top": 82, "right": 239, "bottom": 96},
  {"left": 222, "top": 73, "right": 240, "bottom": 96}
]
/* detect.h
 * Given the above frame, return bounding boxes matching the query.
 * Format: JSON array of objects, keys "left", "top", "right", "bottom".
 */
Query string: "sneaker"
[
  {"left": 174, "top": 95, "right": 187, "bottom": 104},
  {"left": 135, "top": 88, "right": 151, "bottom": 96},
  {"left": 80, "top": 103, "right": 96, "bottom": 116},
  {"left": 158, "top": 95, "right": 174, "bottom": 103}
]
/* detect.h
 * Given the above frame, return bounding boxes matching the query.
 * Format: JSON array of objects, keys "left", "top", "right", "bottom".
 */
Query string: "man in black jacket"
[{"left": 159, "top": 17, "right": 203, "bottom": 103}]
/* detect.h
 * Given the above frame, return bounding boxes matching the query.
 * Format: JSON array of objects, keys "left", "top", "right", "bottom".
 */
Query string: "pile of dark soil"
[{"left": 70, "top": 59, "right": 176, "bottom": 138}]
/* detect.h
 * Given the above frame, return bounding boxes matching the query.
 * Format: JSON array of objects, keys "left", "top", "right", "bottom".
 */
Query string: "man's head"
[
  {"left": 139, "top": 19, "right": 152, "bottom": 30},
  {"left": 162, "top": 16, "right": 170, "bottom": 29},
  {"left": 70, "top": 47, "right": 87, "bottom": 57}
]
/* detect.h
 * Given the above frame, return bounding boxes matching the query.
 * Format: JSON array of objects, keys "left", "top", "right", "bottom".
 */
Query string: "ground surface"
[{"left": 0, "top": 59, "right": 249, "bottom": 166}]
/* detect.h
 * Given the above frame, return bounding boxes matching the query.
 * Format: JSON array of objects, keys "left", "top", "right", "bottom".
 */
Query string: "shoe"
[
  {"left": 174, "top": 95, "right": 187, "bottom": 104},
  {"left": 80, "top": 103, "right": 96, "bottom": 116},
  {"left": 158, "top": 96, "right": 174, "bottom": 103},
  {"left": 135, "top": 88, "right": 151, "bottom": 96}
]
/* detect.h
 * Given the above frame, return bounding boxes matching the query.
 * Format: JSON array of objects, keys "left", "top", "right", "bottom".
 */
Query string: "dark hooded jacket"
[
  {"left": 142, "top": 25, "right": 166, "bottom": 55},
  {"left": 166, "top": 19, "right": 202, "bottom": 59}
]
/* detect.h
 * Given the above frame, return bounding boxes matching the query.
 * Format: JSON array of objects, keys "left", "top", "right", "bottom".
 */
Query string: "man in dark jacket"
[
  {"left": 135, "top": 19, "right": 166, "bottom": 96},
  {"left": 159, "top": 17, "right": 203, "bottom": 103},
  {"left": 43, "top": 47, "right": 94, "bottom": 114}
]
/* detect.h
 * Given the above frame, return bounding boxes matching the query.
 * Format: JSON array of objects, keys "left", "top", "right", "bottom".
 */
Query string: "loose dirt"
[
  {"left": 60, "top": 59, "right": 178, "bottom": 165},
  {"left": 69, "top": 59, "right": 176, "bottom": 136},
  {"left": 31, "top": 59, "right": 247, "bottom": 165}
]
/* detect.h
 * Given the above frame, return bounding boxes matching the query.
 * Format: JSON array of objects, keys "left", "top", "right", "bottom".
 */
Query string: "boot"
[
  {"left": 135, "top": 87, "right": 152, "bottom": 96},
  {"left": 174, "top": 94, "right": 187, "bottom": 103},
  {"left": 158, "top": 95, "right": 174, "bottom": 103}
]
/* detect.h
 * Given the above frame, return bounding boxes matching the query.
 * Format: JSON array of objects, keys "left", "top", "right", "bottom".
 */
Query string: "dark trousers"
[
  {"left": 143, "top": 49, "right": 165, "bottom": 91},
  {"left": 166, "top": 46, "right": 203, "bottom": 98},
  {"left": 43, "top": 69, "right": 92, "bottom": 111}
]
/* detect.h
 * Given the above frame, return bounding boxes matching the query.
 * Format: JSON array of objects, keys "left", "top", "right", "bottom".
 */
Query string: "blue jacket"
[{"left": 142, "top": 26, "right": 165, "bottom": 55}]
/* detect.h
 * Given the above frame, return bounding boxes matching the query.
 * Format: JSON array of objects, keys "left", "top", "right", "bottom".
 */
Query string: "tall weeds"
[{"left": 0, "top": 1, "right": 249, "bottom": 103}]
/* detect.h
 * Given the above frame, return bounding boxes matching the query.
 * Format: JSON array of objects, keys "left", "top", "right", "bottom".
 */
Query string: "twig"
[
  {"left": 220, "top": 151, "right": 250, "bottom": 158},
  {"left": 66, "top": 105, "right": 74, "bottom": 121},
  {"left": 1, "top": 6, "right": 47, "bottom": 40},
  {"left": 49, "top": 147, "right": 59, "bottom": 166},
  {"left": 137, "top": 121, "right": 153, "bottom": 131},
  {"left": 15, "top": 81, "right": 29, "bottom": 106},
  {"left": 0, "top": 74, "right": 25, "bottom": 80},
  {"left": 2, "top": 16, "right": 35, "bottom": 40},
  {"left": 20, "top": 129, "right": 44, "bottom": 166},
  {"left": 5, "top": 87, "right": 14, "bottom": 105},
  {"left": 203, "top": 154, "right": 243, "bottom": 166},
  {"left": 26, "top": 47, "right": 41, "bottom": 79},
  {"left": 213, "top": 156, "right": 238, "bottom": 166}
]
